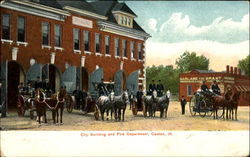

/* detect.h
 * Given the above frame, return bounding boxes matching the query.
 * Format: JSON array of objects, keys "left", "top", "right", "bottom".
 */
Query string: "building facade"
[
  {"left": 0, "top": 0, "right": 150, "bottom": 114},
  {"left": 179, "top": 66, "right": 250, "bottom": 106}
]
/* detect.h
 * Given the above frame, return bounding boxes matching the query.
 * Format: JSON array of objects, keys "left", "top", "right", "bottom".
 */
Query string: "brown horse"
[
  {"left": 227, "top": 91, "right": 241, "bottom": 120},
  {"left": 211, "top": 89, "right": 233, "bottom": 119},
  {"left": 35, "top": 88, "right": 67, "bottom": 124}
]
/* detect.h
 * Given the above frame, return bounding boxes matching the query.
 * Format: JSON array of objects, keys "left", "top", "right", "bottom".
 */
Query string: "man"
[
  {"left": 180, "top": 96, "right": 187, "bottom": 115},
  {"left": 73, "top": 86, "right": 83, "bottom": 110},
  {"left": 211, "top": 80, "right": 221, "bottom": 95},
  {"left": 97, "top": 78, "right": 108, "bottom": 96},
  {"left": 149, "top": 80, "right": 156, "bottom": 95},
  {"left": 106, "top": 79, "right": 114, "bottom": 94},
  {"left": 18, "top": 82, "right": 25, "bottom": 94},
  {"left": 136, "top": 86, "right": 144, "bottom": 109},
  {"left": 81, "top": 89, "right": 88, "bottom": 112},
  {"left": 156, "top": 80, "right": 164, "bottom": 97},
  {"left": 201, "top": 80, "right": 209, "bottom": 92}
]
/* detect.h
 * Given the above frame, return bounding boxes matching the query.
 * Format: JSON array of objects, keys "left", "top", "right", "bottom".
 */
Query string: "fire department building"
[
  {"left": 0, "top": 0, "right": 150, "bottom": 112},
  {"left": 179, "top": 66, "right": 250, "bottom": 106}
]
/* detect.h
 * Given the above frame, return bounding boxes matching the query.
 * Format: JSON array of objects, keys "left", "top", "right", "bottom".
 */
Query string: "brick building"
[
  {"left": 179, "top": 66, "right": 250, "bottom": 106},
  {"left": 0, "top": 0, "right": 150, "bottom": 114}
]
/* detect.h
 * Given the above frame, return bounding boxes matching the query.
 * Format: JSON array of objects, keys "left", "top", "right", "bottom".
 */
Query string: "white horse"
[
  {"left": 143, "top": 90, "right": 157, "bottom": 117},
  {"left": 113, "top": 90, "right": 129, "bottom": 121},
  {"left": 153, "top": 91, "right": 170, "bottom": 118},
  {"left": 96, "top": 91, "right": 115, "bottom": 121}
]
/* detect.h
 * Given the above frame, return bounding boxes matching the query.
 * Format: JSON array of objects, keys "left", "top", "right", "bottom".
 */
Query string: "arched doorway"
[
  {"left": 42, "top": 64, "right": 61, "bottom": 93},
  {"left": 126, "top": 70, "right": 139, "bottom": 95},
  {"left": 81, "top": 67, "right": 89, "bottom": 91},
  {"left": 7, "top": 61, "right": 25, "bottom": 109}
]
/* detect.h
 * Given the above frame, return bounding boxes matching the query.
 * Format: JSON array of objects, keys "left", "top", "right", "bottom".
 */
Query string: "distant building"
[
  {"left": 179, "top": 65, "right": 250, "bottom": 106},
  {"left": 0, "top": 0, "right": 150, "bottom": 114}
]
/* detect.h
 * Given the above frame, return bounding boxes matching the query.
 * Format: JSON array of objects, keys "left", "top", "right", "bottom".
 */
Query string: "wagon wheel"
[
  {"left": 198, "top": 100, "right": 207, "bottom": 117},
  {"left": 132, "top": 102, "right": 138, "bottom": 115},
  {"left": 66, "top": 95, "right": 74, "bottom": 113},
  {"left": 189, "top": 96, "right": 197, "bottom": 116}
]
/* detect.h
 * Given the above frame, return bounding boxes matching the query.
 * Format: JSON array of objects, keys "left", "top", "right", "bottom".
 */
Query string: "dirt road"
[{"left": 1, "top": 102, "right": 249, "bottom": 131}]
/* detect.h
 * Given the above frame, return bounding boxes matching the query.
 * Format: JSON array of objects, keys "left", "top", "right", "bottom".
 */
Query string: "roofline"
[
  {"left": 63, "top": 6, "right": 108, "bottom": 20},
  {"left": 10, "top": 0, "right": 71, "bottom": 16},
  {"left": 98, "top": 20, "right": 151, "bottom": 41},
  {"left": 112, "top": 10, "right": 137, "bottom": 18}
]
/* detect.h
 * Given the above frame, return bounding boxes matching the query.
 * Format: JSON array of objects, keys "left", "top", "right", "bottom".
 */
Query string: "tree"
[
  {"left": 146, "top": 65, "right": 180, "bottom": 94},
  {"left": 175, "top": 51, "right": 209, "bottom": 73},
  {"left": 238, "top": 55, "right": 250, "bottom": 76}
]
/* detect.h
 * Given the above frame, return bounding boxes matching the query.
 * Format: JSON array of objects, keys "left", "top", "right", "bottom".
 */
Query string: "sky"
[{"left": 121, "top": 1, "right": 249, "bottom": 71}]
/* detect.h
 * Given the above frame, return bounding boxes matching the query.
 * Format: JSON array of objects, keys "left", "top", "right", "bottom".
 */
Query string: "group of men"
[{"left": 148, "top": 80, "right": 164, "bottom": 96}]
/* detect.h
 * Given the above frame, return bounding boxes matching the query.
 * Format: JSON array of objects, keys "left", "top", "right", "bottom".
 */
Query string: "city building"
[
  {"left": 0, "top": 0, "right": 150, "bottom": 114},
  {"left": 179, "top": 65, "right": 250, "bottom": 106}
]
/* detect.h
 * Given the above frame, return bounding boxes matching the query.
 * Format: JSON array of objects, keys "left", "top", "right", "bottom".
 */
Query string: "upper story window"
[
  {"left": 42, "top": 22, "right": 50, "bottom": 45},
  {"left": 84, "top": 30, "right": 90, "bottom": 51},
  {"left": 130, "top": 41, "right": 134, "bottom": 59},
  {"left": 95, "top": 33, "right": 100, "bottom": 53},
  {"left": 122, "top": 40, "right": 127, "bottom": 57},
  {"left": 124, "top": 17, "right": 127, "bottom": 25},
  {"left": 2, "top": 13, "right": 11, "bottom": 40},
  {"left": 17, "top": 16, "right": 25, "bottom": 42},
  {"left": 128, "top": 19, "right": 131, "bottom": 27},
  {"left": 138, "top": 43, "right": 142, "bottom": 60},
  {"left": 115, "top": 38, "right": 120, "bottom": 57},
  {"left": 55, "top": 24, "right": 62, "bottom": 47},
  {"left": 113, "top": 12, "right": 134, "bottom": 28},
  {"left": 105, "top": 35, "right": 110, "bottom": 55},
  {"left": 73, "top": 28, "right": 80, "bottom": 50}
]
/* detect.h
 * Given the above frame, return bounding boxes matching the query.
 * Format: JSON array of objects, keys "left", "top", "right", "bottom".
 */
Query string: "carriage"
[{"left": 189, "top": 91, "right": 224, "bottom": 118}]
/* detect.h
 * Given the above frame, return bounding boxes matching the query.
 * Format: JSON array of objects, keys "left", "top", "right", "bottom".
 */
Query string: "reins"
[{"left": 36, "top": 90, "right": 65, "bottom": 110}]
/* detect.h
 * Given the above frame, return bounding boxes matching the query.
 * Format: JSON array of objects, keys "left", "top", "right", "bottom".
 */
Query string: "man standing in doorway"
[{"left": 73, "top": 86, "right": 83, "bottom": 110}]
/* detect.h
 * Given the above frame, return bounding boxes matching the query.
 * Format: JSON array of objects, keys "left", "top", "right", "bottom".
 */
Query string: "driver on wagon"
[{"left": 200, "top": 80, "right": 213, "bottom": 97}]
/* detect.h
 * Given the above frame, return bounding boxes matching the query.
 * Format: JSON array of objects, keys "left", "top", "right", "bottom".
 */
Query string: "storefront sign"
[
  {"left": 180, "top": 76, "right": 222, "bottom": 83},
  {"left": 72, "top": 16, "right": 93, "bottom": 28}
]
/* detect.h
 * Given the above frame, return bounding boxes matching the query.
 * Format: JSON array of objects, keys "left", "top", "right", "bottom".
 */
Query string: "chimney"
[
  {"left": 226, "top": 65, "right": 230, "bottom": 73},
  {"left": 234, "top": 67, "right": 238, "bottom": 75},
  {"left": 230, "top": 66, "right": 233, "bottom": 74},
  {"left": 238, "top": 68, "right": 242, "bottom": 75}
]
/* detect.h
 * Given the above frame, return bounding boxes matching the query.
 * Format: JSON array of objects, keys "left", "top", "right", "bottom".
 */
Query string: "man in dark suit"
[
  {"left": 180, "top": 96, "right": 187, "bottom": 115},
  {"left": 156, "top": 80, "right": 164, "bottom": 97},
  {"left": 106, "top": 79, "right": 114, "bottom": 94},
  {"left": 97, "top": 78, "right": 108, "bottom": 96},
  {"left": 73, "top": 86, "right": 83, "bottom": 110},
  {"left": 149, "top": 80, "right": 156, "bottom": 95},
  {"left": 211, "top": 80, "right": 221, "bottom": 95},
  {"left": 136, "top": 86, "right": 144, "bottom": 108}
]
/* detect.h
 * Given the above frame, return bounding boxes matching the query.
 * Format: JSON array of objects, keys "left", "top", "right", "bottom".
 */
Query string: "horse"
[
  {"left": 211, "top": 89, "right": 233, "bottom": 119},
  {"left": 35, "top": 88, "right": 67, "bottom": 124},
  {"left": 113, "top": 90, "right": 129, "bottom": 121},
  {"left": 143, "top": 90, "right": 157, "bottom": 117},
  {"left": 227, "top": 91, "right": 241, "bottom": 120},
  {"left": 96, "top": 91, "right": 115, "bottom": 121},
  {"left": 152, "top": 92, "right": 170, "bottom": 118}
]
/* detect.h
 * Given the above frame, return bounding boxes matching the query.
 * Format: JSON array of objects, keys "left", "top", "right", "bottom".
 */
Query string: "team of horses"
[{"left": 16, "top": 86, "right": 241, "bottom": 125}]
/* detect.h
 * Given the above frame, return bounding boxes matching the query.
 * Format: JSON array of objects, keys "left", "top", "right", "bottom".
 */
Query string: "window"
[
  {"left": 128, "top": 19, "right": 131, "bottom": 26},
  {"left": 17, "top": 16, "right": 25, "bottom": 42},
  {"left": 105, "top": 36, "right": 110, "bottom": 54},
  {"left": 187, "top": 85, "right": 192, "bottom": 96},
  {"left": 124, "top": 17, "right": 127, "bottom": 25},
  {"left": 138, "top": 43, "right": 142, "bottom": 60},
  {"left": 122, "top": 40, "right": 127, "bottom": 57},
  {"left": 84, "top": 30, "right": 90, "bottom": 51},
  {"left": 95, "top": 33, "right": 100, "bottom": 53},
  {"left": 73, "top": 28, "right": 80, "bottom": 50},
  {"left": 130, "top": 41, "right": 134, "bottom": 59},
  {"left": 42, "top": 22, "right": 50, "bottom": 45},
  {"left": 2, "top": 14, "right": 10, "bottom": 40},
  {"left": 115, "top": 38, "right": 120, "bottom": 56},
  {"left": 55, "top": 24, "right": 62, "bottom": 47},
  {"left": 120, "top": 16, "right": 124, "bottom": 25}
]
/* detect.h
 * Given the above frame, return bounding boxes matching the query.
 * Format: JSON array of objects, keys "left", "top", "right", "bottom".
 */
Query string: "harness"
[{"left": 36, "top": 90, "right": 65, "bottom": 110}]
